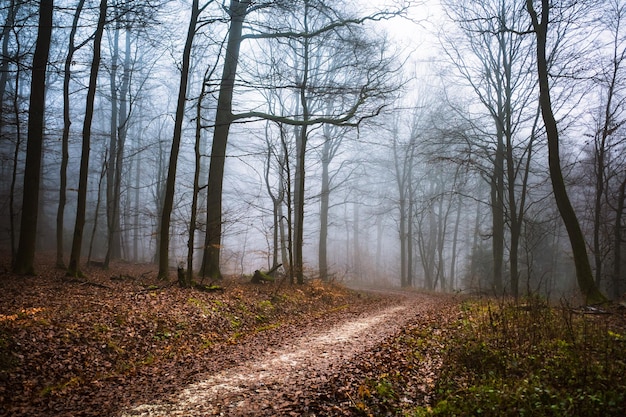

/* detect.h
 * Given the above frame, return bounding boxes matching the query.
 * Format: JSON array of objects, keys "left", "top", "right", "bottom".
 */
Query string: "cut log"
[
  {"left": 251, "top": 269, "right": 275, "bottom": 283},
  {"left": 251, "top": 264, "right": 282, "bottom": 284}
]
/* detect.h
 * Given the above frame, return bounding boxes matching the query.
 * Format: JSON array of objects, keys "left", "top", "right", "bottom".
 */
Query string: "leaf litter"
[{"left": 0, "top": 254, "right": 461, "bottom": 416}]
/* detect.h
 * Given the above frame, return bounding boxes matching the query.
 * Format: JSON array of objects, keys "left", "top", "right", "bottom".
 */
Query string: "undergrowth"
[{"left": 412, "top": 297, "right": 626, "bottom": 417}]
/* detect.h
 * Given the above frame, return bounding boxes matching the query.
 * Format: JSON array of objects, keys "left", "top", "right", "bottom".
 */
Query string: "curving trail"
[{"left": 121, "top": 291, "right": 447, "bottom": 417}]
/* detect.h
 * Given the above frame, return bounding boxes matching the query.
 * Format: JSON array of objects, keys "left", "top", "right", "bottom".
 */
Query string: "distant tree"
[
  {"left": 587, "top": 0, "right": 626, "bottom": 292},
  {"left": 0, "top": 0, "right": 20, "bottom": 130},
  {"left": 318, "top": 121, "right": 349, "bottom": 282},
  {"left": 442, "top": 0, "right": 537, "bottom": 297},
  {"left": 12, "top": 0, "right": 53, "bottom": 274},
  {"left": 103, "top": 1, "right": 162, "bottom": 267},
  {"left": 390, "top": 114, "right": 418, "bottom": 288}
]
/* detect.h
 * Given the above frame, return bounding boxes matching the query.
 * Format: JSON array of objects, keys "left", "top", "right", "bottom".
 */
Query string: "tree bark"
[
  {"left": 450, "top": 193, "right": 462, "bottom": 291},
  {"left": 13, "top": 0, "right": 53, "bottom": 275},
  {"left": 392, "top": 131, "right": 408, "bottom": 287},
  {"left": 9, "top": 69, "right": 22, "bottom": 261}
]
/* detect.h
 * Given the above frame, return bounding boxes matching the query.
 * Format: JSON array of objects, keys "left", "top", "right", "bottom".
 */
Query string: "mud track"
[{"left": 121, "top": 291, "right": 448, "bottom": 416}]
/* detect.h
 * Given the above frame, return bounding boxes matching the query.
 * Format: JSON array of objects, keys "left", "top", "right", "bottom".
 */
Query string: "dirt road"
[{"left": 121, "top": 291, "right": 449, "bottom": 416}]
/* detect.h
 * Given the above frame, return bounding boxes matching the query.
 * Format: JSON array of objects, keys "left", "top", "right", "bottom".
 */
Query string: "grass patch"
[{"left": 413, "top": 298, "right": 626, "bottom": 417}]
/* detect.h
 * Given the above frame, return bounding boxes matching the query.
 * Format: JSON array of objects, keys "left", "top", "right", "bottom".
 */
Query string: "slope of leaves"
[{"left": 0, "top": 254, "right": 384, "bottom": 417}]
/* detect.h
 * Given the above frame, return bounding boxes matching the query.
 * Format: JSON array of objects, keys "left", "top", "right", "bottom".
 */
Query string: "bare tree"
[
  {"left": 56, "top": 0, "right": 86, "bottom": 268},
  {"left": 201, "top": 0, "right": 252, "bottom": 280},
  {"left": 317, "top": 121, "right": 349, "bottom": 281},
  {"left": 67, "top": 0, "right": 108, "bottom": 277},
  {"left": 588, "top": 0, "right": 626, "bottom": 290},
  {"left": 201, "top": 0, "right": 404, "bottom": 283},
  {"left": 442, "top": 0, "right": 537, "bottom": 297},
  {"left": 525, "top": 0, "right": 606, "bottom": 303},
  {"left": 391, "top": 115, "right": 417, "bottom": 288},
  {"left": 158, "top": 0, "right": 213, "bottom": 280},
  {"left": 0, "top": 0, "right": 20, "bottom": 135},
  {"left": 12, "top": 0, "right": 53, "bottom": 274}
]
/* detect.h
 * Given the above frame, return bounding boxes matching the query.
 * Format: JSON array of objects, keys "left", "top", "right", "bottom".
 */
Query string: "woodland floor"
[
  {"left": 2, "top": 255, "right": 626, "bottom": 416},
  {"left": 0, "top": 254, "right": 461, "bottom": 417}
]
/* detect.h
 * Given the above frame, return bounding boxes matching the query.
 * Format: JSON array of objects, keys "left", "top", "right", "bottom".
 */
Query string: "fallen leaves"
[{"left": 0, "top": 254, "right": 387, "bottom": 417}]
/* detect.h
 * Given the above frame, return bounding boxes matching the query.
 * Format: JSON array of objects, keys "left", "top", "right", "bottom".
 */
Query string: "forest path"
[{"left": 121, "top": 290, "right": 441, "bottom": 416}]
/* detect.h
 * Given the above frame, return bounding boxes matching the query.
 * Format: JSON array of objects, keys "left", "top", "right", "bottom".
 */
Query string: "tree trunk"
[
  {"left": 491, "top": 133, "right": 505, "bottom": 294},
  {"left": 105, "top": 22, "right": 132, "bottom": 268},
  {"left": 114, "top": 27, "right": 131, "bottom": 260},
  {"left": 152, "top": 137, "right": 166, "bottom": 264},
  {"left": 202, "top": 0, "right": 250, "bottom": 280},
  {"left": 263, "top": 123, "right": 284, "bottom": 272},
  {"left": 279, "top": 129, "right": 292, "bottom": 280},
  {"left": 105, "top": 21, "right": 120, "bottom": 268},
  {"left": 13, "top": 0, "right": 53, "bottom": 275},
  {"left": 132, "top": 101, "right": 142, "bottom": 262},
  {"left": 9, "top": 58, "right": 23, "bottom": 261},
  {"left": 526, "top": 0, "right": 606, "bottom": 304},
  {"left": 294, "top": 122, "right": 307, "bottom": 284},
  {"left": 353, "top": 200, "right": 361, "bottom": 280},
  {"left": 186, "top": 62, "right": 212, "bottom": 288},
  {"left": 450, "top": 193, "right": 462, "bottom": 291},
  {"left": 158, "top": 0, "right": 200, "bottom": 279},
  {"left": 67, "top": 0, "right": 107, "bottom": 277},
  {"left": 436, "top": 184, "right": 451, "bottom": 291},
  {"left": 406, "top": 188, "right": 414, "bottom": 288},
  {"left": 613, "top": 175, "right": 626, "bottom": 299},
  {"left": 57, "top": 0, "right": 85, "bottom": 268},
  {"left": 280, "top": 137, "right": 294, "bottom": 283},
  {"left": 376, "top": 215, "right": 383, "bottom": 278},
  {"left": 393, "top": 134, "right": 408, "bottom": 287},
  {"left": 87, "top": 157, "right": 107, "bottom": 264},
  {"left": 318, "top": 139, "right": 330, "bottom": 281}
]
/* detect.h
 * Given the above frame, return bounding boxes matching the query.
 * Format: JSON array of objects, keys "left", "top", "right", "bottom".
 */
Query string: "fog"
[{"left": 1, "top": 0, "right": 625, "bottom": 301}]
